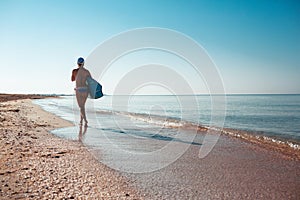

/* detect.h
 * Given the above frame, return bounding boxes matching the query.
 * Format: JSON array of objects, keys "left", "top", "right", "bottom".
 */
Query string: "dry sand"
[{"left": 0, "top": 96, "right": 142, "bottom": 199}]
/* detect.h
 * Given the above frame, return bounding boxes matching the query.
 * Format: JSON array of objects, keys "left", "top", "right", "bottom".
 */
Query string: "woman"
[{"left": 71, "top": 57, "right": 91, "bottom": 126}]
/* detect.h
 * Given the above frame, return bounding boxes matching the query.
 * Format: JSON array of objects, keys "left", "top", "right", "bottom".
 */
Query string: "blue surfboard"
[{"left": 86, "top": 77, "right": 103, "bottom": 99}]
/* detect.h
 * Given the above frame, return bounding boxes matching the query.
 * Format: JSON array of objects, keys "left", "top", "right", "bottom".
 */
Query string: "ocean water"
[{"left": 35, "top": 94, "right": 300, "bottom": 142}]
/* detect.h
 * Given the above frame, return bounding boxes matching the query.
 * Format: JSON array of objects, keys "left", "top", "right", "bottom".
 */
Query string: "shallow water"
[
  {"left": 50, "top": 108, "right": 203, "bottom": 173},
  {"left": 35, "top": 94, "right": 300, "bottom": 141}
]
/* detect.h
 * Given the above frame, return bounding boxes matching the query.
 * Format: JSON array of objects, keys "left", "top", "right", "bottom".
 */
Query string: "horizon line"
[{"left": 1, "top": 93, "right": 300, "bottom": 96}]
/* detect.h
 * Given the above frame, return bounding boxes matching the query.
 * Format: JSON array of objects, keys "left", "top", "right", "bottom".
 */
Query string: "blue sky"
[{"left": 0, "top": 0, "right": 299, "bottom": 94}]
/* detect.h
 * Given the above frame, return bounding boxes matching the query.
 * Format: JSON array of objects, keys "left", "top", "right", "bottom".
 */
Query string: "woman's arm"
[{"left": 71, "top": 69, "right": 78, "bottom": 82}]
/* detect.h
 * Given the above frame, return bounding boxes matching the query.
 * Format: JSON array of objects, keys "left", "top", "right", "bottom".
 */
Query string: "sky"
[{"left": 0, "top": 0, "right": 299, "bottom": 94}]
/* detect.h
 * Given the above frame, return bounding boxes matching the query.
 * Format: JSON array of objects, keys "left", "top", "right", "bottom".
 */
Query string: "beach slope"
[{"left": 0, "top": 96, "right": 141, "bottom": 199}]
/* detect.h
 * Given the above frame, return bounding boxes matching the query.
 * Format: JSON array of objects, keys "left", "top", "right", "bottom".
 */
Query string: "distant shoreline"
[{"left": 0, "top": 94, "right": 58, "bottom": 102}]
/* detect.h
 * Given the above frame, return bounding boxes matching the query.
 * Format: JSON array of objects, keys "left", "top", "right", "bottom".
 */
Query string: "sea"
[
  {"left": 34, "top": 94, "right": 300, "bottom": 171},
  {"left": 34, "top": 94, "right": 300, "bottom": 143}
]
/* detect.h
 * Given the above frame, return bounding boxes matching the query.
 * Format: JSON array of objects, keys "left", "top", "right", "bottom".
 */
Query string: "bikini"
[{"left": 75, "top": 87, "right": 88, "bottom": 93}]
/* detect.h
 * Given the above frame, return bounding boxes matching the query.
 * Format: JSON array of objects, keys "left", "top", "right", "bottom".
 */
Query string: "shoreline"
[
  {"left": 77, "top": 102, "right": 300, "bottom": 198},
  {"left": 220, "top": 127, "right": 300, "bottom": 160},
  {"left": 101, "top": 109, "right": 300, "bottom": 160},
  {"left": 0, "top": 97, "right": 142, "bottom": 199}
]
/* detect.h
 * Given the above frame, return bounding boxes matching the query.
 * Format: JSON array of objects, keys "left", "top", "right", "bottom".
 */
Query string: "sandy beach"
[
  {"left": 1, "top": 94, "right": 300, "bottom": 199},
  {"left": 0, "top": 95, "right": 141, "bottom": 199}
]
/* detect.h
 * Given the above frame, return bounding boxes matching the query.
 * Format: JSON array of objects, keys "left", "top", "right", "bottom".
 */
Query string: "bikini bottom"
[{"left": 75, "top": 87, "right": 88, "bottom": 93}]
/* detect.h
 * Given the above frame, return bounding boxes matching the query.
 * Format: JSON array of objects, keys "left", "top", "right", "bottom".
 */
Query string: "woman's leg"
[{"left": 76, "top": 91, "right": 89, "bottom": 125}]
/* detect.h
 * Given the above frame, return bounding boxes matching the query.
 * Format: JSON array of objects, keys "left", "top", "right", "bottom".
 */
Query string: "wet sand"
[
  {"left": 0, "top": 96, "right": 141, "bottom": 199},
  {"left": 49, "top": 108, "right": 300, "bottom": 199},
  {"left": 124, "top": 134, "right": 300, "bottom": 199}
]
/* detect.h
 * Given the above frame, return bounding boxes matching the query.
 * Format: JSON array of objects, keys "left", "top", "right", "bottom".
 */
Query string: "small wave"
[
  {"left": 221, "top": 128, "right": 300, "bottom": 155},
  {"left": 109, "top": 110, "right": 208, "bottom": 131},
  {"left": 96, "top": 109, "right": 300, "bottom": 157}
]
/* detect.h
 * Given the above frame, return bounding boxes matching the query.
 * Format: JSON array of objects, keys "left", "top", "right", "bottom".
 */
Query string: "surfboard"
[{"left": 86, "top": 77, "right": 103, "bottom": 99}]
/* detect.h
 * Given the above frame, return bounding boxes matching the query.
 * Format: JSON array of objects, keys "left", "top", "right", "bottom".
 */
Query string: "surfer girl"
[{"left": 71, "top": 57, "right": 91, "bottom": 126}]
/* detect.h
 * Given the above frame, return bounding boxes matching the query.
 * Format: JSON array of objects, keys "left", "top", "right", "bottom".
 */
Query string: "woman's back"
[{"left": 75, "top": 67, "right": 91, "bottom": 88}]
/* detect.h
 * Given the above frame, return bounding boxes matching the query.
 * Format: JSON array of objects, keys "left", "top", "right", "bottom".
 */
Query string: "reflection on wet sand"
[{"left": 79, "top": 125, "right": 88, "bottom": 142}]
